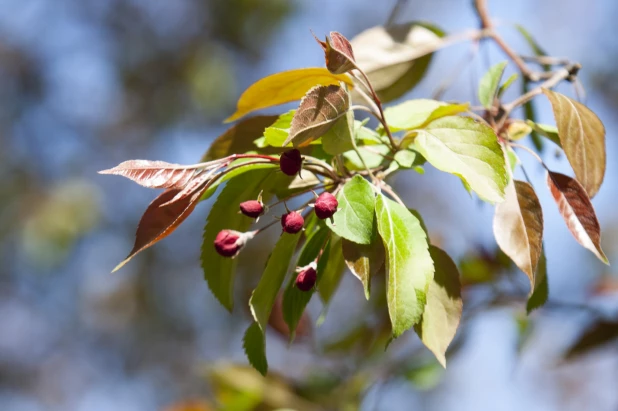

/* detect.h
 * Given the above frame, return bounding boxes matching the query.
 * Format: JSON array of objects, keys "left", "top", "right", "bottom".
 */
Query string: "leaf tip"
[{"left": 111, "top": 258, "right": 129, "bottom": 273}]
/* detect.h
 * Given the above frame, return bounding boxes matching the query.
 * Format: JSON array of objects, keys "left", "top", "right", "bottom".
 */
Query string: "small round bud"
[
  {"left": 295, "top": 264, "right": 317, "bottom": 291},
  {"left": 214, "top": 229, "right": 255, "bottom": 258},
  {"left": 281, "top": 211, "right": 304, "bottom": 234},
  {"left": 239, "top": 200, "right": 264, "bottom": 219},
  {"left": 314, "top": 192, "right": 338, "bottom": 219},
  {"left": 279, "top": 149, "right": 302, "bottom": 176}
]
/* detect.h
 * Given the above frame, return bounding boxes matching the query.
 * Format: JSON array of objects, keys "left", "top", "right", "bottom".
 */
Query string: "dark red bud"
[
  {"left": 281, "top": 211, "right": 304, "bottom": 234},
  {"left": 239, "top": 200, "right": 264, "bottom": 219},
  {"left": 214, "top": 229, "right": 254, "bottom": 257},
  {"left": 295, "top": 265, "right": 317, "bottom": 291},
  {"left": 314, "top": 192, "right": 338, "bottom": 219},
  {"left": 279, "top": 149, "right": 302, "bottom": 176}
]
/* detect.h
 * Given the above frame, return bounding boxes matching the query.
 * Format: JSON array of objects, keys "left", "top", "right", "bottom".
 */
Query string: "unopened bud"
[
  {"left": 281, "top": 211, "right": 304, "bottom": 234},
  {"left": 214, "top": 229, "right": 255, "bottom": 258},
  {"left": 239, "top": 200, "right": 265, "bottom": 219},
  {"left": 295, "top": 263, "right": 317, "bottom": 291},
  {"left": 314, "top": 192, "right": 338, "bottom": 219},
  {"left": 279, "top": 149, "right": 303, "bottom": 176}
]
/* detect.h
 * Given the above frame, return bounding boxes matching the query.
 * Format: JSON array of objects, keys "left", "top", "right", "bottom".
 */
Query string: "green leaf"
[
  {"left": 514, "top": 25, "right": 550, "bottom": 72},
  {"left": 243, "top": 322, "right": 268, "bottom": 376},
  {"left": 546, "top": 171, "right": 608, "bottom": 264},
  {"left": 410, "top": 116, "right": 507, "bottom": 203},
  {"left": 506, "top": 120, "right": 532, "bottom": 141},
  {"left": 414, "top": 246, "right": 462, "bottom": 367},
  {"left": 355, "top": 123, "right": 382, "bottom": 145},
  {"left": 201, "top": 162, "right": 278, "bottom": 201},
  {"left": 375, "top": 194, "right": 434, "bottom": 338},
  {"left": 202, "top": 115, "right": 279, "bottom": 161},
  {"left": 542, "top": 88, "right": 606, "bottom": 198},
  {"left": 493, "top": 180, "right": 544, "bottom": 293},
  {"left": 284, "top": 84, "right": 350, "bottom": 147},
  {"left": 384, "top": 99, "right": 469, "bottom": 132},
  {"left": 526, "top": 121, "right": 561, "bottom": 147},
  {"left": 264, "top": 110, "right": 295, "bottom": 147},
  {"left": 343, "top": 144, "right": 389, "bottom": 170},
  {"left": 322, "top": 110, "right": 355, "bottom": 155},
  {"left": 526, "top": 246, "right": 548, "bottom": 313},
  {"left": 317, "top": 235, "right": 346, "bottom": 304},
  {"left": 282, "top": 223, "right": 329, "bottom": 339},
  {"left": 250, "top": 232, "right": 302, "bottom": 331},
  {"left": 506, "top": 145, "right": 519, "bottom": 174},
  {"left": 350, "top": 23, "right": 444, "bottom": 103},
  {"left": 478, "top": 61, "right": 507, "bottom": 109},
  {"left": 394, "top": 149, "right": 418, "bottom": 168},
  {"left": 326, "top": 175, "right": 376, "bottom": 245},
  {"left": 226, "top": 68, "right": 353, "bottom": 122},
  {"left": 341, "top": 237, "right": 385, "bottom": 300},
  {"left": 201, "top": 168, "right": 275, "bottom": 311},
  {"left": 497, "top": 73, "right": 519, "bottom": 98}
]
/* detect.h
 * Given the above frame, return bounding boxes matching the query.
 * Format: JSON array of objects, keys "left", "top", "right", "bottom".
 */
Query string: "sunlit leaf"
[
  {"left": 225, "top": 68, "right": 353, "bottom": 122},
  {"left": 250, "top": 232, "right": 301, "bottom": 331},
  {"left": 526, "top": 121, "right": 561, "bottom": 147},
  {"left": 343, "top": 144, "right": 389, "bottom": 170},
  {"left": 506, "top": 120, "right": 532, "bottom": 141},
  {"left": 99, "top": 160, "right": 200, "bottom": 189},
  {"left": 493, "top": 180, "right": 544, "bottom": 292},
  {"left": 564, "top": 321, "right": 618, "bottom": 360},
  {"left": 322, "top": 110, "right": 355, "bottom": 155},
  {"left": 526, "top": 246, "right": 548, "bottom": 313},
  {"left": 351, "top": 23, "right": 444, "bottom": 102},
  {"left": 243, "top": 322, "right": 268, "bottom": 376},
  {"left": 542, "top": 89, "right": 606, "bottom": 197},
  {"left": 375, "top": 194, "right": 434, "bottom": 338},
  {"left": 201, "top": 169, "right": 275, "bottom": 311},
  {"left": 326, "top": 175, "right": 376, "bottom": 245},
  {"left": 284, "top": 84, "right": 350, "bottom": 147},
  {"left": 414, "top": 246, "right": 462, "bottom": 367},
  {"left": 318, "top": 235, "right": 346, "bottom": 304},
  {"left": 314, "top": 31, "right": 356, "bottom": 74},
  {"left": 478, "top": 61, "right": 507, "bottom": 108},
  {"left": 410, "top": 116, "right": 507, "bottom": 203},
  {"left": 112, "top": 185, "right": 206, "bottom": 272},
  {"left": 384, "top": 99, "right": 469, "bottom": 132},
  {"left": 342, "top": 237, "right": 385, "bottom": 300},
  {"left": 546, "top": 171, "right": 608, "bottom": 264},
  {"left": 202, "top": 115, "right": 279, "bottom": 161}
]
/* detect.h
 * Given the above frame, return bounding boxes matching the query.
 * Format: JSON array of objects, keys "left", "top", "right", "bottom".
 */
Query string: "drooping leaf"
[
  {"left": 313, "top": 31, "right": 356, "bottom": 74},
  {"left": 497, "top": 73, "right": 519, "bottom": 98},
  {"left": 243, "top": 322, "right": 268, "bottom": 376},
  {"left": 225, "top": 68, "right": 353, "bottom": 122},
  {"left": 201, "top": 169, "right": 275, "bottom": 311},
  {"left": 317, "top": 235, "right": 346, "bottom": 304},
  {"left": 99, "top": 160, "right": 200, "bottom": 189},
  {"left": 478, "top": 61, "right": 507, "bottom": 109},
  {"left": 250, "top": 232, "right": 302, "bottom": 332},
  {"left": 351, "top": 23, "right": 444, "bottom": 102},
  {"left": 526, "top": 246, "right": 548, "bottom": 313},
  {"left": 342, "top": 238, "right": 384, "bottom": 300},
  {"left": 326, "top": 175, "right": 376, "bottom": 245},
  {"left": 546, "top": 171, "right": 608, "bottom": 264},
  {"left": 564, "top": 320, "right": 618, "bottom": 360},
  {"left": 410, "top": 116, "right": 508, "bottom": 203},
  {"left": 375, "top": 194, "right": 434, "bottom": 338},
  {"left": 322, "top": 110, "right": 355, "bottom": 155},
  {"left": 526, "top": 121, "right": 561, "bottom": 147},
  {"left": 202, "top": 115, "right": 279, "bottom": 161},
  {"left": 384, "top": 99, "right": 469, "bottom": 132},
  {"left": 282, "top": 223, "right": 329, "bottom": 339},
  {"left": 493, "top": 180, "right": 544, "bottom": 292},
  {"left": 201, "top": 162, "right": 277, "bottom": 201},
  {"left": 414, "top": 246, "right": 462, "bottom": 367},
  {"left": 284, "top": 84, "right": 350, "bottom": 147},
  {"left": 542, "top": 89, "right": 606, "bottom": 198},
  {"left": 112, "top": 186, "right": 207, "bottom": 272}
]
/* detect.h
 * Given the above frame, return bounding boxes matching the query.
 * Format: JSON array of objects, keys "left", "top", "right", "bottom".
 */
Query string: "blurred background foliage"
[{"left": 0, "top": 0, "right": 617, "bottom": 410}]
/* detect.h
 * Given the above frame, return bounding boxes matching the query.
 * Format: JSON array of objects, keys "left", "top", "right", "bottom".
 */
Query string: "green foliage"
[
  {"left": 384, "top": 99, "right": 468, "bottom": 132},
  {"left": 478, "top": 61, "right": 507, "bottom": 108},
  {"left": 317, "top": 235, "right": 347, "bottom": 304},
  {"left": 326, "top": 175, "right": 376, "bottom": 245},
  {"left": 243, "top": 322, "right": 268, "bottom": 376}
]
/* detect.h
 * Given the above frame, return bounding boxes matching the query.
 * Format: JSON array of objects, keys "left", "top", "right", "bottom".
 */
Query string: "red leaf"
[
  {"left": 112, "top": 186, "right": 206, "bottom": 272},
  {"left": 313, "top": 31, "right": 356, "bottom": 74},
  {"left": 547, "top": 171, "right": 608, "bottom": 264},
  {"left": 99, "top": 160, "right": 200, "bottom": 189}
]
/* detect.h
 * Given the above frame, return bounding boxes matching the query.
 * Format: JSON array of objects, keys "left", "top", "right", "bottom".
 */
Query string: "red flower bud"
[
  {"left": 281, "top": 211, "right": 304, "bottom": 234},
  {"left": 214, "top": 229, "right": 255, "bottom": 258},
  {"left": 279, "top": 149, "right": 302, "bottom": 176},
  {"left": 314, "top": 192, "right": 338, "bottom": 219},
  {"left": 239, "top": 200, "right": 264, "bottom": 219},
  {"left": 295, "top": 264, "right": 317, "bottom": 291}
]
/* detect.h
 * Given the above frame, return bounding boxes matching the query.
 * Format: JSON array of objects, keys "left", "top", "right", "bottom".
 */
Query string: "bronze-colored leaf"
[
  {"left": 283, "top": 84, "right": 350, "bottom": 147},
  {"left": 202, "top": 115, "right": 279, "bottom": 161},
  {"left": 341, "top": 237, "right": 385, "bottom": 300},
  {"left": 564, "top": 320, "right": 618, "bottom": 360},
  {"left": 112, "top": 186, "right": 206, "bottom": 272},
  {"left": 493, "top": 180, "right": 544, "bottom": 292},
  {"left": 99, "top": 160, "right": 198, "bottom": 189},
  {"left": 542, "top": 89, "right": 606, "bottom": 198},
  {"left": 313, "top": 31, "right": 356, "bottom": 74},
  {"left": 546, "top": 171, "right": 608, "bottom": 264}
]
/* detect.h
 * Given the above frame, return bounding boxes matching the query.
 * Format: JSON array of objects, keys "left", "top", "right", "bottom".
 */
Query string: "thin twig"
[{"left": 510, "top": 142, "right": 548, "bottom": 169}]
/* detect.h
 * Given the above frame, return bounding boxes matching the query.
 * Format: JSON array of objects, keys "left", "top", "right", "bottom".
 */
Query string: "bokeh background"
[{"left": 1, "top": 0, "right": 617, "bottom": 410}]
